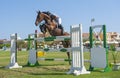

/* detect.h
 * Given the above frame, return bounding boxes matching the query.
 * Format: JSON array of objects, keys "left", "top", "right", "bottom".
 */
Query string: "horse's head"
[{"left": 35, "top": 11, "right": 44, "bottom": 26}]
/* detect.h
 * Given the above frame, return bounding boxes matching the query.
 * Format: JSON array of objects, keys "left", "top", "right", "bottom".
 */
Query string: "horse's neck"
[{"left": 43, "top": 14, "right": 51, "bottom": 25}]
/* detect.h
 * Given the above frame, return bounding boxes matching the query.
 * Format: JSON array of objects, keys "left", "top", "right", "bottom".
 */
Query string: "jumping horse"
[
  {"left": 35, "top": 11, "right": 71, "bottom": 64},
  {"left": 35, "top": 11, "right": 63, "bottom": 36}
]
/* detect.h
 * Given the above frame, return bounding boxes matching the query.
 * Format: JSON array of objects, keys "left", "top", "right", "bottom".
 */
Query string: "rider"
[{"left": 42, "top": 11, "right": 64, "bottom": 35}]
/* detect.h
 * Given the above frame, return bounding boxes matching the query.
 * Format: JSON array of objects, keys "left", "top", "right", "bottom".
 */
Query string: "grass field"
[{"left": 0, "top": 50, "right": 120, "bottom": 78}]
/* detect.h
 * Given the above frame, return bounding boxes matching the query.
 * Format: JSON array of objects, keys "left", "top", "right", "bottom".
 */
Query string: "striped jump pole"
[{"left": 37, "top": 58, "right": 71, "bottom": 61}]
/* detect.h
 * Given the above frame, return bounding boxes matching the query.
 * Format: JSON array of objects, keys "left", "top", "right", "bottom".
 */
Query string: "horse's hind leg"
[
  {"left": 67, "top": 52, "right": 71, "bottom": 65},
  {"left": 62, "top": 41, "right": 71, "bottom": 65}
]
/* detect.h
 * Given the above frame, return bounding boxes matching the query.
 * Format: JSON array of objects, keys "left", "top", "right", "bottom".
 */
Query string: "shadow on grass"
[
  {"left": 11, "top": 69, "right": 67, "bottom": 76},
  {"left": 23, "top": 63, "right": 68, "bottom": 67},
  {"left": 30, "top": 72, "right": 67, "bottom": 75},
  {"left": 0, "top": 66, "right": 5, "bottom": 69},
  {"left": 8, "top": 64, "right": 69, "bottom": 76},
  {"left": 89, "top": 69, "right": 110, "bottom": 73}
]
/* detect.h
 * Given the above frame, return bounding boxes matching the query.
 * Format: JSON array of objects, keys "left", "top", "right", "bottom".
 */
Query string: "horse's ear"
[{"left": 37, "top": 10, "right": 41, "bottom": 14}]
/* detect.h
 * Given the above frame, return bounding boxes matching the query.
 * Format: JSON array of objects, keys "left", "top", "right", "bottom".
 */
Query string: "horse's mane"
[{"left": 42, "top": 13, "right": 51, "bottom": 20}]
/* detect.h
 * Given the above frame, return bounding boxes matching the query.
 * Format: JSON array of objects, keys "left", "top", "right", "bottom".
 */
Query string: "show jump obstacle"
[
  {"left": 89, "top": 25, "right": 111, "bottom": 72},
  {"left": 27, "top": 24, "right": 90, "bottom": 75},
  {"left": 67, "top": 24, "right": 90, "bottom": 75},
  {"left": 27, "top": 30, "right": 72, "bottom": 66},
  {"left": 6, "top": 33, "right": 22, "bottom": 69}
]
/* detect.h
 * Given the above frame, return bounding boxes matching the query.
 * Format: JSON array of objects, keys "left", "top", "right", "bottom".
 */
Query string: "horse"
[
  {"left": 35, "top": 11, "right": 63, "bottom": 36},
  {"left": 35, "top": 11, "right": 71, "bottom": 64}
]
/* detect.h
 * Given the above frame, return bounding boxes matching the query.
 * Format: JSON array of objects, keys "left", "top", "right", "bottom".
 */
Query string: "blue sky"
[{"left": 0, "top": 0, "right": 120, "bottom": 39}]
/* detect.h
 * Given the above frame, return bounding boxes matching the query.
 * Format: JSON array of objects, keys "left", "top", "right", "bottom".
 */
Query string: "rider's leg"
[{"left": 58, "top": 24, "right": 64, "bottom": 35}]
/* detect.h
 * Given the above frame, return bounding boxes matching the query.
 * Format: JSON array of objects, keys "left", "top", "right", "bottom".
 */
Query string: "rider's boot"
[{"left": 58, "top": 24, "right": 64, "bottom": 35}]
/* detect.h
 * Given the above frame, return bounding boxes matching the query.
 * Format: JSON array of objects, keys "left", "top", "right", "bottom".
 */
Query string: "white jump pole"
[
  {"left": 6, "top": 33, "right": 22, "bottom": 69},
  {"left": 67, "top": 24, "right": 90, "bottom": 75}
]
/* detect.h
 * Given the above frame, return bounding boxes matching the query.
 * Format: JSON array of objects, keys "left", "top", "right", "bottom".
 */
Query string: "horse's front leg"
[{"left": 39, "top": 25, "right": 44, "bottom": 33}]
